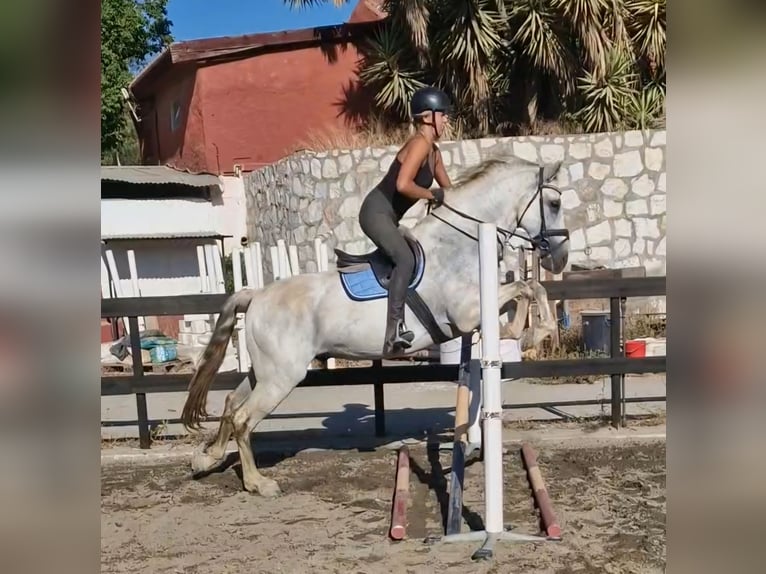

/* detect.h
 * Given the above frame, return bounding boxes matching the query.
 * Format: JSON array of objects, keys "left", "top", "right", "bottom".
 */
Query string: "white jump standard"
[{"left": 427, "top": 223, "right": 560, "bottom": 561}]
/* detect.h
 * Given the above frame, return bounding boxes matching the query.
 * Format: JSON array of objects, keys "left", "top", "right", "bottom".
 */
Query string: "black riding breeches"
[{"left": 358, "top": 189, "right": 415, "bottom": 323}]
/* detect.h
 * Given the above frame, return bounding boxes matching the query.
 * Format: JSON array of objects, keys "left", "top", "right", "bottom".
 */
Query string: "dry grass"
[
  {"left": 290, "top": 121, "right": 411, "bottom": 153},
  {"left": 289, "top": 115, "right": 464, "bottom": 154},
  {"left": 624, "top": 313, "right": 666, "bottom": 340},
  {"left": 503, "top": 117, "right": 585, "bottom": 137},
  {"left": 523, "top": 312, "right": 666, "bottom": 386}
]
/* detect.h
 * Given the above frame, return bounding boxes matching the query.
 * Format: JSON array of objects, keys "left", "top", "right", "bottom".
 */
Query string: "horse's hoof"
[
  {"left": 522, "top": 349, "right": 538, "bottom": 361},
  {"left": 243, "top": 477, "right": 282, "bottom": 497},
  {"left": 191, "top": 452, "right": 221, "bottom": 474},
  {"left": 257, "top": 478, "right": 282, "bottom": 498}
]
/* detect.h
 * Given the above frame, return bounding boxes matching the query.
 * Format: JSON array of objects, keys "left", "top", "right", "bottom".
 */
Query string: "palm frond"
[
  {"left": 625, "top": 81, "right": 665, "bottom": 129},
  {"left": 430, "top": 0, "right": 506, "bottom": 132},
  {"left": 357, "top": 25, "right": 427, "bottom": 118},
  {"left": 552, "top": 0, "right": 611, "bottom": 72},
  {"left": 284, "top": 0, "right": 348, "bottom": 8},
  {"left": 508, "top": 0, "right": 575, "bottom": 92},
  {"left": 576, "top": 48, "right": 638, "bottom": 131},
  {"left": 384, "top": 0, "right": 431, "bottom": 63},
  {"left": 626, "top": 0, "right": 666, "bottom": 72},
  {"left": 603, "top": 0, "right": 633, "bottom": 53}
]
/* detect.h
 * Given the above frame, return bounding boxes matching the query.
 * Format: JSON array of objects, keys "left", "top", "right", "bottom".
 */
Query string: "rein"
[{"left": 427, "top": 166, "right": 570, "bottom": 258}]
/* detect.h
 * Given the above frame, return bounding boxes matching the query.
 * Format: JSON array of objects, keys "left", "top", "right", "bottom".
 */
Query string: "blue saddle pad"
[{"left": 339, "top": 259, "right": 425, "bottom": 302}]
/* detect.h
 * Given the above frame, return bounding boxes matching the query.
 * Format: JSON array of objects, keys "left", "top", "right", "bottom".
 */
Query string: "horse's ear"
[{"left": 542, "top": 161, "right": 563, "bottom": 183}]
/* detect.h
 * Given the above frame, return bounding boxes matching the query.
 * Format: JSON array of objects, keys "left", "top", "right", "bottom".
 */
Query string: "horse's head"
[
  {"left": 430, "top": 157, "right": 570, "bottom": 274},
  {"left": 508, "top": 161, "right": 570, "bottom": 274}
]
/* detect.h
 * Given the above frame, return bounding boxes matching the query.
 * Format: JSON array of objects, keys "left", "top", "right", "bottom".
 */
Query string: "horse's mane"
[{"left": 450, "top": 155, "right": 538, "bottom": 190}]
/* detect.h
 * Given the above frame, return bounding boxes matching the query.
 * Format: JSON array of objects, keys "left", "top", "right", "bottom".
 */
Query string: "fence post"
[
  {"left": 609, "top": 297, "right": 623, "bottom": 428},
  {"left": 128, "top": 316, "right": 151, "bottom": 448},
  {"left": 372, "top": 360, "right": 385, "bottom": 437}
]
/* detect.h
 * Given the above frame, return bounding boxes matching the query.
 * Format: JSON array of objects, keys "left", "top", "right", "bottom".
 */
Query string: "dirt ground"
[{"left": 101, "top": 440, "right": 665, "bottom": 574}]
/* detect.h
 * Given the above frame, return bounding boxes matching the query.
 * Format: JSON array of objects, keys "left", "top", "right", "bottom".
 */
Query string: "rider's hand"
[{"left": 430, "top": 188, "right": 445, "bottom": 206}]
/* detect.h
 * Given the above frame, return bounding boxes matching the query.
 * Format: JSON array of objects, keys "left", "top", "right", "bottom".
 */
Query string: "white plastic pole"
[
  {"left": 288, "top": 244, "right": 300, "bottom": 275},
  {"left": 251, "top": 242, "right": 264, "bottom": 288},
  {"left": 100, "top": 254, "right": 111, "bottom": 299},
  {"left": 232, "top": 248, "right": 249, "bottom": 372},
  {"left": 196, "top": 245, "right": 209, "bottom": 293},
  {"left": 104, "top": 248, "right": 131, "bottom": 335},
  {"left": 269, "top": 246, "right": 280, "bottom": 281},
  {"left": 204, "top": 244, "right": 218, "bottom": 293},
  {"left": 232, "top": 247, "right": 243, "bottom": 291},
  {"left": 319, "top": 241, "right": 329, "bottom": 272},
  {"left": 104, "top": 249, "right": 123, "bottom": 297},
  {"left": 276, "top": 239, "right": 290, "bottom": 279},
  {"left": 126, "top": 249, "right": 145, "bottom": 330},
  {"left": 212, "top": 243, "right": 226, "bottom": 293},
  {"left": 314, "top": 238, "right": 323, "bottom": 273},
  {"left": 479, "top": 222, "right": 503, "bottom": 534},
  {"left": 242, "top": 245, "right": 255, "bottom": 287}
]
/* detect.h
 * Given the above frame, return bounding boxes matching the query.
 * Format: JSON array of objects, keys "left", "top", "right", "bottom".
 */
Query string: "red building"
[{"left": 129, "top": 1, "right": 386, "bottom": 175}]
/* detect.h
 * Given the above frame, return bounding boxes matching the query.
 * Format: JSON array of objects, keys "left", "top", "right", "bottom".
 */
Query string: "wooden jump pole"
[
  {"left": 389, "top": 445, "right": 410, "bottom": 540},
  {"left": 520, "top": 443, "right": 561, "bottom": 539}
]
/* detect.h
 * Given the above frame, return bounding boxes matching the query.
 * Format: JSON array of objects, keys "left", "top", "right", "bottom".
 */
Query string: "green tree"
[
  {"left": 101, "top": 0, "right": 172, "bottom": 163},
  {"left": 287, "top": 0, "right": 665, "bottom": 136}
]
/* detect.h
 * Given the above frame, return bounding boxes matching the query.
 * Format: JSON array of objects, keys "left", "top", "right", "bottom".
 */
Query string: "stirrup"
[{"left": 390, "top": 320, "right": 414, "bottom": 347}]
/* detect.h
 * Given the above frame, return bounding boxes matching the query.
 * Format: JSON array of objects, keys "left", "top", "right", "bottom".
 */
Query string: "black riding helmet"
[{"left": 410, "top": 86, "right": 453, "bottom": 118}]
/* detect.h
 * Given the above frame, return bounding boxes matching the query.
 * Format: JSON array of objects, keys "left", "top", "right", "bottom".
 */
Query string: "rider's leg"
[{"left": 359, "top": 201, "right": 416, "bottom": 354}]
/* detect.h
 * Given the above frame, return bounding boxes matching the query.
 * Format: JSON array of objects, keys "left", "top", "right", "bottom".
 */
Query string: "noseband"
[{"left": 429, "top": 166, "right": 570, "bottom": 258}]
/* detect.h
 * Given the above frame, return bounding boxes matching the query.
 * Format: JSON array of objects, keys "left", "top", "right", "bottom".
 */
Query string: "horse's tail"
[{"left": 181, "top": 289, "right": 256, "bottom": 431}]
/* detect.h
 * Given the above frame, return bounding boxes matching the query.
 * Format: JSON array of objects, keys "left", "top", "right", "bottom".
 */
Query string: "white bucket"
[
  {"left": 439, "top": 332, "right": 480, "bottom": 364},
  {"left": 439, "top": 333, "right": 522, "bottom": 364}
]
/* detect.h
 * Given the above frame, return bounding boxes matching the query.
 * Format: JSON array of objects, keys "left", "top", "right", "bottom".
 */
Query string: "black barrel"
[{"left": 581, "top": 311, "right": 611, "bottom": 355}]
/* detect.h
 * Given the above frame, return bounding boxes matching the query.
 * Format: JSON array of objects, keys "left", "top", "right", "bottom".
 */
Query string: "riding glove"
[{"left": 430, "top": 188, "right": 445, "bottom": 206}]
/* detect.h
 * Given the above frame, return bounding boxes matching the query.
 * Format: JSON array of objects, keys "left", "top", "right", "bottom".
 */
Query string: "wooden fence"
[{"left": 101, "top": 276, "right": 666, "bottom": 448}]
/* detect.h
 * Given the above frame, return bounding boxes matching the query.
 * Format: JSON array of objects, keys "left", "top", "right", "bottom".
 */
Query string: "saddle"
[{"left": 334, "top": 229, "right": 425, "bottom": 290}]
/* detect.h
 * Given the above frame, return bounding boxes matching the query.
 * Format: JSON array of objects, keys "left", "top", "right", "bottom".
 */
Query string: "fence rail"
[{"left": 101, "top": 276, "right": 666, "bottom": 448}]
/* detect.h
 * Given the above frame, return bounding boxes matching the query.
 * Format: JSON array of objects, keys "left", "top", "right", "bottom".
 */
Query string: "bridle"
[{"left": 427, "top": 166, "right": 570, "bottom": 259}]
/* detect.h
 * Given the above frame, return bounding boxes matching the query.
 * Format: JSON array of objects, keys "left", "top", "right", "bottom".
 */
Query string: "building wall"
[
  {"left": 244, "top": 129, "right": 667, "bottom": 287},
  {"left": 197, "top": 44, "right": 368, "bottom": 174},
  {"left": 139, "top": 67, "right": 209, "bottom": 173},
  {"left": 138, "top": 44, "right": 371, "bottom": 175}
]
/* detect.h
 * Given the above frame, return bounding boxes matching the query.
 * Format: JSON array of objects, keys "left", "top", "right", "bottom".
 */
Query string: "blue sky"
[{"left": 167, "top": 0, "right": 358, "bottom": 41}]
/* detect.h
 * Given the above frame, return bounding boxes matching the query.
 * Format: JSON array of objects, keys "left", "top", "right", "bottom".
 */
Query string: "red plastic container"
[{"left": 625, "top": 339, "right": 647, "bottom": 358}]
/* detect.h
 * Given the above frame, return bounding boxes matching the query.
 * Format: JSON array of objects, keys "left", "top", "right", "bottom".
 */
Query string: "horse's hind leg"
[
  {"left": 191, "top": 377, "right": 251, "bottom": 474},
  {"left": 231, "top": 373, "right": 300, "bottom": 497}
]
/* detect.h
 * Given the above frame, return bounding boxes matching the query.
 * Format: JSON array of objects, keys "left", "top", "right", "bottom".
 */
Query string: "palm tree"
[{"left": 285, "top": 0, "right": 665, "bottom": 134}]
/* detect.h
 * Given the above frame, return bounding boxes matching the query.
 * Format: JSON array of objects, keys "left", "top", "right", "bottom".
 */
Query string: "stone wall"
[{"left": 244, "top": 129, "right": 666, "bottom": 282}]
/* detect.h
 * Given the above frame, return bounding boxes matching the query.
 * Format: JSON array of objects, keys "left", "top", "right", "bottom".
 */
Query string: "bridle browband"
[{"left": 427, "top": 166, "right": 570, "bottom": 258}]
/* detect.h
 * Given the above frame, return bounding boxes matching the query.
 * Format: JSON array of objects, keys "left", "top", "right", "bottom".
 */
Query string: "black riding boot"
[{"left": 383, "top": 314, "right": 414, "bottom": 356}]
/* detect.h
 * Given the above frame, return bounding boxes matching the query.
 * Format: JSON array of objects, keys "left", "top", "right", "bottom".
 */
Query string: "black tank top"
[{"left": 375, "top": 155, "right": 434, "bottom": 221}]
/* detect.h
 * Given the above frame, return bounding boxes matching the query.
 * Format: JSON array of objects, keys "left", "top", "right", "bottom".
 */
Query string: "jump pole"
[
  {"left": 429, "top": 222, "right": 548, "bottom": 561},
  {"left": 521, "top": 443, "right": 561, "bottom": 539},
  {"left": 389, "top": 445, "right": 410, "bottom": 540}
]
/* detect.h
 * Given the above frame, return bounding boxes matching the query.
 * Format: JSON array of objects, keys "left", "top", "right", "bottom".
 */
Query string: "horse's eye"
[{"left": 550, "top": 199, "right": 561, "bottom": 209}]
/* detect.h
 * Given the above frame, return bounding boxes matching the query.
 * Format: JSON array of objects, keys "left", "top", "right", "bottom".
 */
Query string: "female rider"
[{"left": 358, "top": 86, "right": 454, "bottom": 356}]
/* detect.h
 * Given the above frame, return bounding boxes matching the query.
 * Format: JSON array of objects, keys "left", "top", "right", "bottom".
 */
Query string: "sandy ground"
[{"left": 101, "top": 438, "right": 665, "bottom": 574}]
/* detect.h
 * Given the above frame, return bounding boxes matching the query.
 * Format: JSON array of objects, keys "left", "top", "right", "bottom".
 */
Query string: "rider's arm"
[
  {"left": 433, "top": 146, "right": 452, "bottom": 189},
  {"left": 396, "top": 137, "right": 441, "bottom": 201}
]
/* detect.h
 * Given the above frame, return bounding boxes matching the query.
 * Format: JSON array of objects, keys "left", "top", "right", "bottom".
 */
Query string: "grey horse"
[{"left": 181, "top": 156, "right": 569, "bottom": 496}]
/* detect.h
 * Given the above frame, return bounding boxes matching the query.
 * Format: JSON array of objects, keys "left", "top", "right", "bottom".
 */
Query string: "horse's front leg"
[
  {"left": 519, "top": 279, "right": 558, "bottom": 350},
  {"left": 449, "top": 279, "right": 537, "bottom": 345}
]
